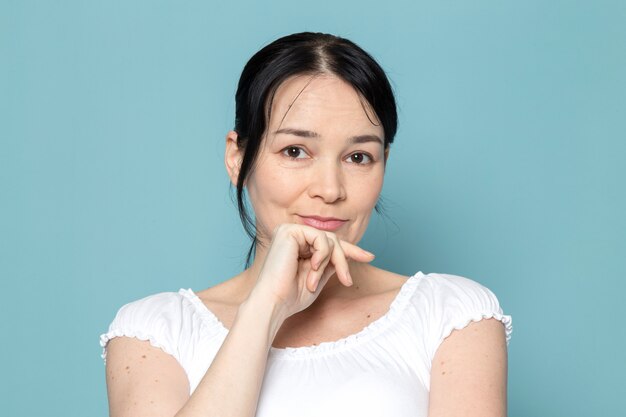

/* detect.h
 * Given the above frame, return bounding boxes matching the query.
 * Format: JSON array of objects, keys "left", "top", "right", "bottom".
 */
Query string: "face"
[{"left": 227, "top": 74, "right": 388, "bottom": 246}]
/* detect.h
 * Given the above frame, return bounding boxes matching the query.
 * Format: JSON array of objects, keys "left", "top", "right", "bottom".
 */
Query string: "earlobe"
[{"left": 225, "top": 131, "right": 243, "bottom": 186}]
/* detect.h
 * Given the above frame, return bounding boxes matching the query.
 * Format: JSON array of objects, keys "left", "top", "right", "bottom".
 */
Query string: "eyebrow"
[{"left": 273, "top": 128, "right": 383, "bottom": 145}]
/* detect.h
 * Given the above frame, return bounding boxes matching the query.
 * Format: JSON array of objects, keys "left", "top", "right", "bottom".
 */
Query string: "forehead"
[{"left": 267, "top": 74, "right": 382, "bottom": 134}]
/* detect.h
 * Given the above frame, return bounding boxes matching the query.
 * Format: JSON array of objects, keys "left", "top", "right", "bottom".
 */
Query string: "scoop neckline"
[{"left": 180, "top": 271, "right": 424, "bottom": 359}]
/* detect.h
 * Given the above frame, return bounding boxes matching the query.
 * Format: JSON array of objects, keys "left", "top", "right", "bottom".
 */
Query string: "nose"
[{"left": 308, "top": 159, "right": 347, "bottom": 203}]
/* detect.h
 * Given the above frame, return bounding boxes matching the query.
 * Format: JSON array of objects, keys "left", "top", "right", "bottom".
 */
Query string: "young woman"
[{"left": 100, "top": 32, "right": 512, "bottom": 417}]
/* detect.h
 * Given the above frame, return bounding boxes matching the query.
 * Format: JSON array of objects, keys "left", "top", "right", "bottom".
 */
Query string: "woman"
[{"left": 100, "top": 32, "right": 512, "bottom": 417}]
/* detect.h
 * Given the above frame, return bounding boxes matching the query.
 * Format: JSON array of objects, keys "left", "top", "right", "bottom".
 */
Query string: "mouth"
[{"left": 297, "top": 215, "right": 348, "bottom": 232}]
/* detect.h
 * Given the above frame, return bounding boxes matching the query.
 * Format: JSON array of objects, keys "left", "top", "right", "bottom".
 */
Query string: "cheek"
[
  {"left": 352, "top": 171, "right": 384, "bottom": 209},
  {"left": 247, "top": 163, "right": 302, "bottom": 214},
  {"left": 347, "top": 174, "right": 383, "bottom": 244}
]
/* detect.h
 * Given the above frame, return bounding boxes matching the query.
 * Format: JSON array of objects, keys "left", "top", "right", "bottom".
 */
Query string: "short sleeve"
[
  {"left": 422, "top": 273, "right": 513, "bottom": 360},
  {"left": 99, "top": 291, "right": 185, "bottom": 365}
]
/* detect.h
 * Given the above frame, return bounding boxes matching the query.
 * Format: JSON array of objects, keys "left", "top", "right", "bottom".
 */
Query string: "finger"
[
  {"left": 286, "top": 225, "right": 326, "bottom": 270},
  {"left": 309, "top": 239, "right": 334, "bottom": 292},
  {"left": 312, "top": 264, "right": 336, "bottom": 293},
  {"left": 308, "top": 258, "right": 330, "bottom": 292},
  {"left": 309, "top": 232, "right": 334, "bottom": 271},
  {"left": 325, "top": 233, "right": 353, "bottom": 287},
  {"left": 337, "top": 240, "right": 375, "bottom": 263}
]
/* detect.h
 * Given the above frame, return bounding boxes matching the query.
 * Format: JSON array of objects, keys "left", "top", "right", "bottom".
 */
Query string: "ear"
[
  {"left": 383, "top": 146, "right": 390, "bottom": 164},
  {"left": 225, "top": 130, "right": 244, "bottom": 187}
]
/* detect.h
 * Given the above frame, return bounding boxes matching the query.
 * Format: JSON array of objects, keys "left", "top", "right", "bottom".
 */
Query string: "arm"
[
  {"left": 175, "top": 289, "right": 288, "bottom": 417},
  {"left": 428, "top": 318, "right": 508, "bottom": 417},
  {"left": 104, "top": 224, "right": 373, "bottom": 417},
  {"left": 105, "top": 290, "right": 287, "bottom": 417},
  {"left": 105, "top": 337, "right": 190, "bottom": 417}
]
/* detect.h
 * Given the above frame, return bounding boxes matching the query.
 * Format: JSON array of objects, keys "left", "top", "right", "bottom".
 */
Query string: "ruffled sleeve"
[
  {"left": 421, "top": 273, "right": 513, "bottom": 361},
  {"left": 99, "top": 291, "right": 185, "bottom": 365}
]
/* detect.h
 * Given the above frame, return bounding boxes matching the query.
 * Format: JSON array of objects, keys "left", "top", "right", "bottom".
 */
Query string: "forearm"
[{"left": 175, "top": 290, "right": 286, "bottom": 417}]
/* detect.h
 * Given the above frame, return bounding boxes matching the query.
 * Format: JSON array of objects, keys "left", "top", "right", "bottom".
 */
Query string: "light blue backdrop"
[{"left": 1, "top": 1, "right": 624, "bottom": 416}]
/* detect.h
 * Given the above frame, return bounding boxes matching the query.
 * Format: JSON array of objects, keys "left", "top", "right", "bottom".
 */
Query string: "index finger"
[{"left": 337, "top": 240, "right": 375, "bottom": 263}]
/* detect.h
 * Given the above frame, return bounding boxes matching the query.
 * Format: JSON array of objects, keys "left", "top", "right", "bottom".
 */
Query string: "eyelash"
[{"left": 281, "top": 146, "right": 373, "bottom": 164}]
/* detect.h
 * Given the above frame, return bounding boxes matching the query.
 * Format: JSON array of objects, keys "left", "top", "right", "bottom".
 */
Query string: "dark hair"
[{"left": 231, "top": 32, "right": 398, "bottom": 268}]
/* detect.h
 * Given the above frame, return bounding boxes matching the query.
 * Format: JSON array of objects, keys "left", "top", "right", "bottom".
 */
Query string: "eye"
[
  {"left": 281, "top": 146, "right": 309, "bottom": 160},
  {"left": 346, "top": 152, "right": 373, "bottom": 164}
]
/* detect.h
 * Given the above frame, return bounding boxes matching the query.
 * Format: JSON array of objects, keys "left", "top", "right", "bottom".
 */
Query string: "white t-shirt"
[{"left": 100, "top": 271, "right": 512, "bottom": 417}]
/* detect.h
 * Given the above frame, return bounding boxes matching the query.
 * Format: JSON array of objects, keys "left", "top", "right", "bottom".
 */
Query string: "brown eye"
[
  {"left": 347, "top": 153, "right": 372, "bottom": 164},
  {"left": 282, "top": 146, "right": 307, "bottom": 159}
]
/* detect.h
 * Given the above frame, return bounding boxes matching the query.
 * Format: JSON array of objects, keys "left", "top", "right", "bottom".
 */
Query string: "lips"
[{"left": 297, "top": 215, "right": 348, "bottom": 231}]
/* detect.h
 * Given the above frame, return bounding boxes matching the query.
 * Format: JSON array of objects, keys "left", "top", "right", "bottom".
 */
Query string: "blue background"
[{"left": 1, "top": 1, "right": 625, "bottom": 416}]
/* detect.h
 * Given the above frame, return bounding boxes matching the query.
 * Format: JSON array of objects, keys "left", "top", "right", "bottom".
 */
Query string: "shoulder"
[
  {"left": 102, "top": 292, "right": 193, "bottom": 414},
  {"left": 417, "top": 272, "right": 502, "bottom": 307},
  {"left": 108, "top": 290, "right": 189, "bottom": 324},
  {"left": 422, "top": 276, "right": 509, "bottom": 414},
  {"left": 411, "top": 272, "right": 513, "bottom": 354},
  {"left": 353, "top": 264, "right": 411, "bottom": 295},
  {"left": 99, "top": 290, "right": 193, "bottom": 361}
]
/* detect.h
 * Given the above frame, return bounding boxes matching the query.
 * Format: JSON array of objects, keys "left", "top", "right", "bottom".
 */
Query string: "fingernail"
[
  {"left": 363, "top": 250, "right": 375, "bottom": 257},
  {"left": 347, "top": 271, "right": 354, "bottom": 286}
]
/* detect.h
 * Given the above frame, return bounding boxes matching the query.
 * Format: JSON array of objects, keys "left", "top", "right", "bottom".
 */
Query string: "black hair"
[{"left": 231, "top": 32, "right": 398, "bottom": 268}]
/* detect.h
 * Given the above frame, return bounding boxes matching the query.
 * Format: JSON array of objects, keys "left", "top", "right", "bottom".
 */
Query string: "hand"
[{"left": 250, "top": 223, "right": 375, "bottom": 320}]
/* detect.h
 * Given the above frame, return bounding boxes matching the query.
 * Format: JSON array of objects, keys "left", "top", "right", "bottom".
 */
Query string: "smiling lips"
[{"left": 298, "top": 215, "right": 347, "bottom": 231}]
